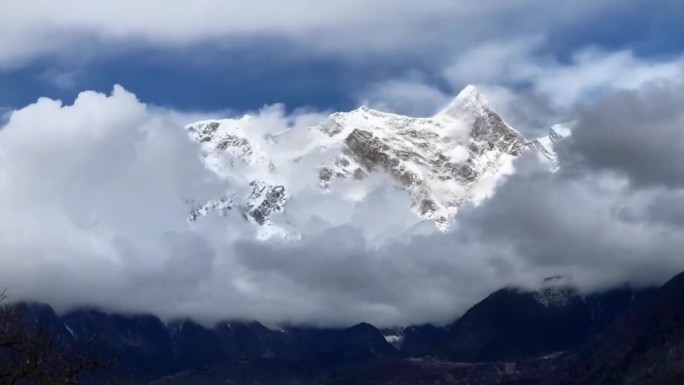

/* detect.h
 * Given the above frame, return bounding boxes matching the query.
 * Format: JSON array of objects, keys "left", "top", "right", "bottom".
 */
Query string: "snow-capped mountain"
[{"left": 186, "top": 85, "right": 563, "bottom": 239}]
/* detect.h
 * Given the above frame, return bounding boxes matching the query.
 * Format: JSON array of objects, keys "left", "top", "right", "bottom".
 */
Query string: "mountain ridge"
[{"left": 11, "top": 282, "right": 652, "bottom": 384}]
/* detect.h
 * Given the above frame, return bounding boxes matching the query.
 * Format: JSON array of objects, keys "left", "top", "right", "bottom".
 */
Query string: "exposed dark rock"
[
  {"left": 436, "top": 286, "right": 652, "bottom": 362},
  {"left": 547, "top": 271, "right": 684, "bottom": 385}
]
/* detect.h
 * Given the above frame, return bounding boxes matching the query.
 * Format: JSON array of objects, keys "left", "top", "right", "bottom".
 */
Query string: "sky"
[{"left": 1, "top": 1, "right": 684, "bottom": 327}]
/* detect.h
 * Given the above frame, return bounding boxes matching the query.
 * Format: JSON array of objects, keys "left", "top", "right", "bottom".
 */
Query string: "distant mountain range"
[{"left": 17, "top": 273, "right": 680, "bottom": 385}]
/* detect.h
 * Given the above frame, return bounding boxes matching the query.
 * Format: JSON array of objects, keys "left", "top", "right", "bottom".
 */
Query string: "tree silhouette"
[{"left": 0, "top": 290, "right": 111, "bottom": 385}]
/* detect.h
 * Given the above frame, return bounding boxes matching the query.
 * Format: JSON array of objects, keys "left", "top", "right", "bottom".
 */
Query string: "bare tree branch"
[{"left": 0, "top": 290, "right": 112, "bottom": 385}]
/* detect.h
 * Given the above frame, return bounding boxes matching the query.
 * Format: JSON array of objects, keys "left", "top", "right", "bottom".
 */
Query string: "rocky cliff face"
[{"left": 186, "top": 85, "right": 563, "bottom": 238}]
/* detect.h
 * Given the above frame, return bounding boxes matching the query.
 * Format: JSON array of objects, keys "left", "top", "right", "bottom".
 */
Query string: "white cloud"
[
  {"left": 443, "top": 38, "right": 684, "bottom": 108},
  {"left": 0, "top": 86, "right": 449, "bottom": 326},
  {"left": 1, "top": 0, "right": 683, "bottom": 329},
  {"left": 357, "top": 37, "right": 684, "bottom": 137},
  {"left": 0, "top": 86, "right": 227, "bottom": 314},
  {"left": 442, "top": 36, "right": 547, "bottom": 88},
  {"left": 358, "top": 79, "right": 451, "bottom": 117},
  {"left": 39, "top": 69, "right": 81, "bottom": 90},
  {"left": 0, "top": 1, "right": 625, "bottom": 68},
  {"left": 2, "top": 78, "right": 684, "bottom": 328}
]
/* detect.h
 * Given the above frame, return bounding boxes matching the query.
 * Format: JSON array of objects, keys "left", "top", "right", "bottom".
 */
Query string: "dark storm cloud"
[
  {"left": 565, "top": 75, "right": 684, "bottom": 188},
  {"left": 450, "top": 78, "right": 684, "bottom": 293},
  {"left": 458, "top": 156, "right": 684, "bottom": 290},
  {"left": 646, "top": 191, "right": 684, "bottom": 227}
]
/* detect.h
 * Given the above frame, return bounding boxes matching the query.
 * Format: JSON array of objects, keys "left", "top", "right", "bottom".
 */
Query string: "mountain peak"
[
  {"left": 437, "top": 84, "right": 492, "bottom": 119},
  {"left": 456, "top": 84, "right": 483, "bottom": 100}
]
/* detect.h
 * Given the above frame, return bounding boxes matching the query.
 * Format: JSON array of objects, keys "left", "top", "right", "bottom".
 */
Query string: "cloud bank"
[
  {"left": 0, "top": 1, "right": 660, "bottom": 69},
  {"left": 1, "top": 72, "right": 684, "bottom": 328}
]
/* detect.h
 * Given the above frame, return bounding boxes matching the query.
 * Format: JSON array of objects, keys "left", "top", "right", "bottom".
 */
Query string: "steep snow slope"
[{"left": 185, "top": 85, "right": 561, "bottom": 239}]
